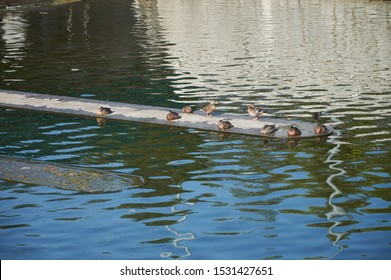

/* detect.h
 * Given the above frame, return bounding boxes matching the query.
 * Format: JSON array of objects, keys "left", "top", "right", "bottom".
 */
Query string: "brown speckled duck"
[
  {"left": 287, "top": 125, "right": 302, "bottom": 137},
  {"left": 312, "top": 112, "right": 321, "bottom": 123},
  {"left": 166, "top": 110, "right": 181, "bottom": 121},
  {"left": 247, "top": 103, "right": 265, "bottom": 120},
  {"left": 96, "top": 106, "right": 114, "bottom": 116},
  {"left": 261, "top": 124, "right": 277, "bottom": 134},
  {"left": 218, "top": 120, "right": 233, "bottom": 131},
  {"left": 203, "top": 101, "right": 217, "bottom": 116},
  {"left": 314, "top": 124, "right": 329, "bottom": 134},
  {"left": 182, "top": 105, "right": 193, "bottom": 114}
]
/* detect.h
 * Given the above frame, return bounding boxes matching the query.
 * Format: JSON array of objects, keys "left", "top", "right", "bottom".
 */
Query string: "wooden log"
[{"left": 0, "top": 89, "right": 333, "bottom": 139}]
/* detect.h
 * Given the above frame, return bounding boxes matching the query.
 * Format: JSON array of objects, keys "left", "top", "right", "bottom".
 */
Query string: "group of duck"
[{"left": 96, "top": 101, "right": 329, "bottom": 137}]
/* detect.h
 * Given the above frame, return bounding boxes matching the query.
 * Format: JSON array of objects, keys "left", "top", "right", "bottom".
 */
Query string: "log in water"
[
  {"left": 0, "top": 89, "right": 333, "bottom": 138},
  {"left": 0, "top": 156, "right": 143, "bottom": 193}
]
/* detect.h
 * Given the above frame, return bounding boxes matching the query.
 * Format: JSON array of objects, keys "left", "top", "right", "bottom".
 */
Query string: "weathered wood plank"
[{"left": 0, "top": 89, "right": 333, "bottom": 139}]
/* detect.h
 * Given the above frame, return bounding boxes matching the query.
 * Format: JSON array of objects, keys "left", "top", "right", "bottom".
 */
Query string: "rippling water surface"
[{"left": 0, "top": 0, "right": 391, "bottom": 259}]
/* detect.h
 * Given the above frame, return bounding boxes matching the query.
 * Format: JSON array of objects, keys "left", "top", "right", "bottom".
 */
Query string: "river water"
[{"left": 0, "top": 0, "right": 390, "bottom": 259}]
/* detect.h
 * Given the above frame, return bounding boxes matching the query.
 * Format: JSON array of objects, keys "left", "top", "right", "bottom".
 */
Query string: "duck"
[
  {"left": 314, "top": 124, "right": 329, "bottom": 134},
  {"left": 96, "top": 106, "right": 114, "bottom": 116},
  {"left": 261, "top": 124, "right": 277, "bottom": 134},
  {"left": 312, "top": 112, "right": 321, "bottom": 123},
  {"left": 166, "top": 110, "right": 181, "bottom": 121},
  {"left": 218, "top": 120, "right": 233, "bottom": 131},
  {"left": 287, "top": 125, "right": 302, "bottom": 137},
  {"left": 182, "top": 105, "right": 193, "bottom": 114},
  {"left": 247, "top": 103, "right": 265, "bottom": 120},
  {"left": 203, "top": 101, "right": 217, "bottom": 116}
]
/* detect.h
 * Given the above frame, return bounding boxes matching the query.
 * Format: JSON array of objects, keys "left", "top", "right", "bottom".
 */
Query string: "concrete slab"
[
  {"left": 0, "top": 155, "right": 143, "bottom": 193},
  {"left": 0, "top": 89, "right": 333, "bottom": 139}
]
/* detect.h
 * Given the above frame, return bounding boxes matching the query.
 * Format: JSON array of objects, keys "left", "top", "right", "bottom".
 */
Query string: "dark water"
[{"left": 0, "top": 0, "right": 391, "bottom": 259}]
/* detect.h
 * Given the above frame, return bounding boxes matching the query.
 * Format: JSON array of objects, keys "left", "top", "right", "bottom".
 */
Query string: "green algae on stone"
[{"left": 0, "top": 156, "right": 143, "bottom": 193}]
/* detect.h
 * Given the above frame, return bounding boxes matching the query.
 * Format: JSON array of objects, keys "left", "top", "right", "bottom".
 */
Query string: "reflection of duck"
[
  {"left": 96, "top": 106, "right": 114, "bottom": 116},
  {"left": 202, "top": 101, "right": 217, "bottom": 116},
  {"left": 261, "top": 124, "right": 277, "bottom": 134},
  {"left": 247, "top": 103, "right": 265, "bottom": 120},
  {"left": 218, "top": 120, "right": 233, "bottom": 130},
  {"left": 315, "top": 124, "right": 329, "bottom": 134},
  {"left": 182, "top": 105, "right": 193, "bottom": 114},
  {"left": 96, "top": 118, "right": 106, "bottom": 126},
  {"left": 166, "top": 110, "right": 181, "bottom": 121},
  {"left": 287, "top": 125, "right": 302, "bottom": 136}
]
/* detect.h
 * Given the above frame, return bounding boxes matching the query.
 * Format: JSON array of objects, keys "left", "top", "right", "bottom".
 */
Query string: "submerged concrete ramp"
[
  {"left": 0, "top": 155, "right": 143, "bottom": 193},
  {"left": 0, "top": 89, "right": 333, "bottom": 138}
]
